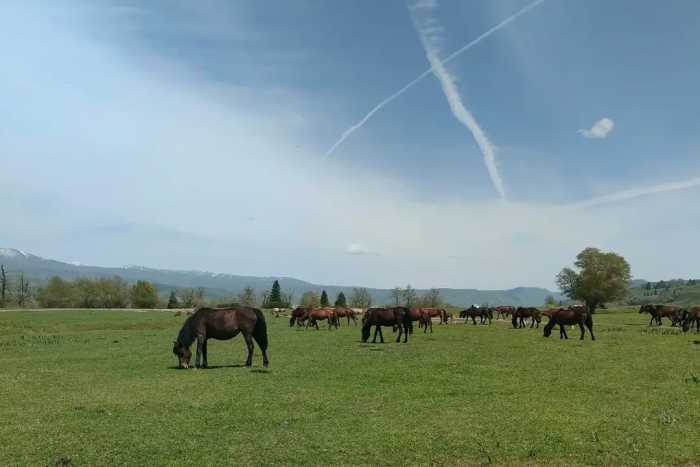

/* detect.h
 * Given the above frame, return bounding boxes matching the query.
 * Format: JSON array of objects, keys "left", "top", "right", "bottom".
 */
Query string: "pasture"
[{"left": 0, "top": 308, "right": 698, "bottom": 466}]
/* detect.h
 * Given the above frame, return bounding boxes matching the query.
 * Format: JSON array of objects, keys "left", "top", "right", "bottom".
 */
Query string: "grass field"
[{"left": 0, "top": 308, "right": 698, "bottom": 466}]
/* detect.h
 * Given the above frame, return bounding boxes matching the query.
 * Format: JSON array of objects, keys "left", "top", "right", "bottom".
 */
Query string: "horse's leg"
[
  {"left": 378, "top": 326, "right": 385, "bottom": 343},
  {"left": 395, "top": 324, "right": 402, "bottom": 343},
  {"left": 403, "top": 323, "right": 409, "bottom": 343},
  {"left": 195, "top": 335, "right": 205, "bottom": 368},
  {"left": 562, "top": 325, "right": 568, "bottom": 339},
  {"left": 202, "top": 338, "right": 208, "bottom": 368},
  {"left": 243, "top": 332, "right": 254, "bottom": 367},
  {"left": 372, "top": 325, "right": 379, "bottom": 343},
  {"left": 579, "top": 322, "right": 585, "bottom": 340}
]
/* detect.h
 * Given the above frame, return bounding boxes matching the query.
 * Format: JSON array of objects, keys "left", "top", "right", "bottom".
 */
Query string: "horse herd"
[{"left": 170, "top": 302, "right": 700, "bottom": 369}]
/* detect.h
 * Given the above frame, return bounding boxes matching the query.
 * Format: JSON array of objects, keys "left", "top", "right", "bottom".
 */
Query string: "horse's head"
[
  {"left": 639, "top": 304, "right": 651, "bottom": 314},
  {"left": 361, "top": 323, "right": 371, "bottom": 342},
  {"left": 172, "top": 340, "right": 192, "bottom": 369},
  {"left": 543, "top": 321, "right": 553, "bottom": 337}
]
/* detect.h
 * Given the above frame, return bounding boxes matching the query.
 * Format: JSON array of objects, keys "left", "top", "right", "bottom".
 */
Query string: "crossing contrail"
[
  {"left": 565, "top": 176, "right": 700, "bottom": 210},
  {"left": 325, "top": 0, "right": 545, "bottom": 157}
]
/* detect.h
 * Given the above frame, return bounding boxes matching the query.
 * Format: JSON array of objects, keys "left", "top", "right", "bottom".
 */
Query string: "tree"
[
  {"left": 390, "top": 287, "right": 402, "bottom": 306},
  {"left": 299, "top": 291, "right": 320, "bottom": 308},
  {"left": 167, "top": 291, "right": 178, "bottom": 309},
  {"left": 0, "top": 264, "right": 7, "bottom": 307},
  {"left": 421, "top": 288, "right": 442, "bottom": 308},
  {"left": 238, "top": 286, "right": 257, "bottom": 307},
  {"left": 74, "top": 278, "right": 99, "bottom": 308},
  {"left": 544, "top": 295, "right": 557, "bottom": 307},
  {"left": 97, "top": 277, "right": 129, "bottom": 308},
  {"left": 402, "top": 284, "right": 417, "bottom": 308},
  {"left": 349, "top": 288, "right": 371, "bottom": 308},
  {"left": 556, "top": 247, "right": 631, "bottom": 314},
  {"left": 15, "top": 273, "right": 32, "bottom": 307},
  {"left": 267, "top": 280, "right": 283, "bottom": 308},
  {"left": 38, "top": 276, "right": 73, "bottom": 308},
  {"left": 130, "top": 281, "right": 158, "bottom": 309},
  {"left": 320, "top": 290, "right": 329, "bottom": 307},
  {"left": 334, "top": 292, "right": 347, "bottom": 307}
]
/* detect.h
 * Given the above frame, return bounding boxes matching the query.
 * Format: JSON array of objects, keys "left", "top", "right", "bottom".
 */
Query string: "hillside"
[
  {"left": 0, "top": 248, "right": 562, "bottom": 307},
  {"left": 627, "top": 279, "right": 700, "bottom": 306}
]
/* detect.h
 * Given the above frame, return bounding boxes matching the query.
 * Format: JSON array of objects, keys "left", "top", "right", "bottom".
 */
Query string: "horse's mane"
[{"left": 176, "top": 308, "right": 209, "bottom": 347}]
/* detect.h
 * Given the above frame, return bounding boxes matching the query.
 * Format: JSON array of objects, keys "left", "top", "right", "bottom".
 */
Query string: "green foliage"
[
  {"left": 544, "top": 294, "right": 557, "bottom": 306},
  {"left": 349, "top": 288, "right": 371, "bottom": 308},
  {"left": 38, "top": 277, "right": 74, "bottom": 308},
  {"left": 266, "top": 280, "right": 284, "bottom": 308},
  {"left": 130, "top": 281, "right": 158, "bottom": 309},
  {"left": 320, "top": 290, "right": 329, "bottom": 307},
  {"left": 299, "top": 291, "right": 320, "bottom": 308},
  {"left": 419, "top": 288, "right": 442, "bottom": 308},
  {"left": 237, "top": 286, "right": 257, "bottom": 307},
  {"left": 402, "top": 284, "right": 417, "bottom": 308},
  {"left": 556, "top": 247, "right": 631, "bottom": 312},
  {"left": 0, "top": 309, "right": 697, "bottom": 465},
  {"left": 334, "top": 291, "right": 347, "bottom": 308},
  {"left": 166, "top": 291, "right": 178, "bottom": 309}
]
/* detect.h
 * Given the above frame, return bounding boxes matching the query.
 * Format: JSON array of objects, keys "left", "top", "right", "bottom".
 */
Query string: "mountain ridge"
[{"left": 0, "top": 248, "right": 563, "bottom": 307}]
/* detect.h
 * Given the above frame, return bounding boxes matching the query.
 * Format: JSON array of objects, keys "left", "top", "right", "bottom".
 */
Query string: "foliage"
[
  {"left": 419, "top": 288, "right": 442, "bottom": 308},
  {"left": 556, "top": 247, "right": 631, "bottom": 313},
  {"left": 166, "top": 291, "right": 178, "bottom": 309},
  {"left": 130, "top": 281, "right": 158, "bottom": 309},
  {"left": 349, "top": 288, "right": 371, "bottom": 308},
  {"left": 299, "top": 291, "right": 320, "bottom": 308},
  {"left": 390, "top": 287, "right": 402, "bottom": 306},
  {"left": 334, "top": 291, "right": 347, "bottom": 308},
  {"left": 544, "top": 294, "right": 557, "bottom": 306},
  {"left": 265, "top": 280, "right": 284, "bottom": 308},
  {"left": 237, "top": 286, "right": 257, "bottom": 307},
  {"left": 402, "top": 284, "right": 417, "bottom": 308},
  {"left": 320, "top": 290, "right": 329, "bottom": 307}
]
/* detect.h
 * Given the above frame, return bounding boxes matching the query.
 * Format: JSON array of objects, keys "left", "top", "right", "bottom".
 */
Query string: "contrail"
[
  {"left": 411, "top": 1, "right": 506, "bottom": 199},
  {"left": 565, "top": 176, "right": 700, "bottom": 210},
  {"left": 325, "top": 0, "right": 545, "bottom": 157}
]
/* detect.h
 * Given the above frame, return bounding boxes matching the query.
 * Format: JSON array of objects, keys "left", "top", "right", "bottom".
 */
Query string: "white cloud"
[
  {"left": 346, "top": 243, "right": 377, "bottom": 256},
  {"left": 578, "top": 117, "right": 615, "bottom": 139}
]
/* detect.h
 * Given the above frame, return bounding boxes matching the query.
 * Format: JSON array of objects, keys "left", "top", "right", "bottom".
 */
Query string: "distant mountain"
[{"left": 0, "top": 248, "right": 563, "bottom": 307}]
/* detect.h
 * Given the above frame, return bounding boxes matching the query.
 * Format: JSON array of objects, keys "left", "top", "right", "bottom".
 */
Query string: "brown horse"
[
  {"left": 543, "top": 307, "right": 594, "bottom": 340},
  {"left": 421, "top": 308, "right": 449, "bottom": 325},
  {"left": 512, "top": 307, "right": 541, "bottom": 328},
  {"left": 639, "top": 304, "right": 682, "bottom": 326},
  {"left": 406, "top": 308, "right": 431, "bottom": 334},
  {"left": 362, "top": 307, "right": 412, "bottom": 343},
  {"left": 289, "top": 306, "right": 310, "bottom": 327},
  {"left": 460, "top": 306, "right": 491, "bottom": 325},
  {"left": 306, "top": 307, "right": 339, "bottom": 330},
  {"left": 681, "top": 307, "right": 700, "bottom": 333},
  {"left": 334, "top": 307, "right": 358, "bottom": 326},
  {"left": 494, "top": 306, "right": 515, "bottom": 320},
  {"left": 172, "top": 306, "right": 269, "bottom": 369}
]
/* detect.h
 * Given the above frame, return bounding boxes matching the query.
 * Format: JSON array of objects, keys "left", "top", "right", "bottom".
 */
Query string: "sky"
[{"left": 1, "top": 0, "right": 700, "bottom": 290}]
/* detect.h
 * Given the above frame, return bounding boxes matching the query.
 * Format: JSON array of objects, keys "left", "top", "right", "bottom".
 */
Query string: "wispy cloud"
[
  {"left": 565, "top": 176, "right": 700, "bottom": 210},
  {"left": 410, "top": 1, "right": 506, "bottom": 200},
  {"left": 346, "top": 243, "right": 379, "bottom": 256},
  {"left": 324, "top": 0, "right": 545, "bottom": 157},
  {"left": 578, "top": 117, "right": 615, "bottom": 139}
]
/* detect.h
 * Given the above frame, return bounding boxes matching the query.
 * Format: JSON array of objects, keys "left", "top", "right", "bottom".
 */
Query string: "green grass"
[{"left": 0, "top": 309, "right": 698, "bottom": 466}]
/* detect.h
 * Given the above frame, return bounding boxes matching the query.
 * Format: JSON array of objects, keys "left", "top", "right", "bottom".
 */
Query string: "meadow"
[{"left": 0, "top": 308, "right": 698, "bottom": 466}]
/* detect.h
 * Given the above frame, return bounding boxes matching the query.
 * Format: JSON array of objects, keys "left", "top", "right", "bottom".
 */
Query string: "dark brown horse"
[
  {"left": 460, "top": 306, "right": 491, "bottom": 325},
  {"left": 362, "top": 307, "right": 412, "bottom": 343},
  {"left": 681, "top": 307, "right": 700, "bottom": 333},
  {"left": 172, "top": 306, "right": 269, "bottom": 369},
  {"left": 305, "top": 307, "right": 339, "bottom": 330},
  {"left": 406, "top": 308, "right": 430, "bottom": 334},
  {"left": 334, "top": 307, "right": 358, "bottom": 326},
  {"left": 512, "top": 307, "right": 541, "bottom": 328},
  {"left": 289, "top": 306, "right": 310, "bottom": 327},
  {"left": 494, "top": 306, "right": 515, "bottom": 320},
  {"left": 639, "top": 304, "right": 682, "bottom": 326},
  {"left": 543, "top": 307, "right": 594, "bottom": 340}
]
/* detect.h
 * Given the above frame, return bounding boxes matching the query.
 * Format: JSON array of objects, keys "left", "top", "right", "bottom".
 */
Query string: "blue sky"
[{"left": 1, "top": 0, "right": 699, "bottom": 289}]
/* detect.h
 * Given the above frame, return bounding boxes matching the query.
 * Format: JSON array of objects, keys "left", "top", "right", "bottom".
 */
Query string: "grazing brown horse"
[
  {"left": 362, "top": 307, "right": 412, "bottom": 343},
  {"left": 494, "top": 306, "right": 515, "bottom": 320},
  {"left": 543, "top": 307, "right": 594, "bottom": 340},
  {"left": 681, "top": 307, "right": 700, "bottom": 333},
  {"left": 460, "top": 306, "right": 491, "bottom": 325},
  {"left": 172, "top": 306, "right": 269, "bottom": 369},
  {"left": 512, "top": 307, "right": 541, "bottom": 328},
  {"left": 406, "top": 308, "right": 431, "bottom": 334},
  {"left": 289, "top": 306, "right": 311, "bottom": 327},
  {"left": 334, "top": 307, "right": 358, "bottom": 326},
  {"left": 639, "top": 304, "right": 682, "bottom": 326},
  {"left": 305, "top": 307, "right": 339, "bottom": 330}
]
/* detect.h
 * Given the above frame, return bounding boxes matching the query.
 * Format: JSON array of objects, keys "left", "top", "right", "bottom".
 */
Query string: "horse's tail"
[{"left": 252, "top": 309, "right": 269, "bottom": 351}]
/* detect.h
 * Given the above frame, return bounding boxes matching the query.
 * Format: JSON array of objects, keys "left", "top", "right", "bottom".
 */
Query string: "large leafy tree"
[
  {"left": 556, "top": 247, "right": 631, "bottom": 314},
  {"left": 130, "top": 280, "right": 158, "bottom": 309}
]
